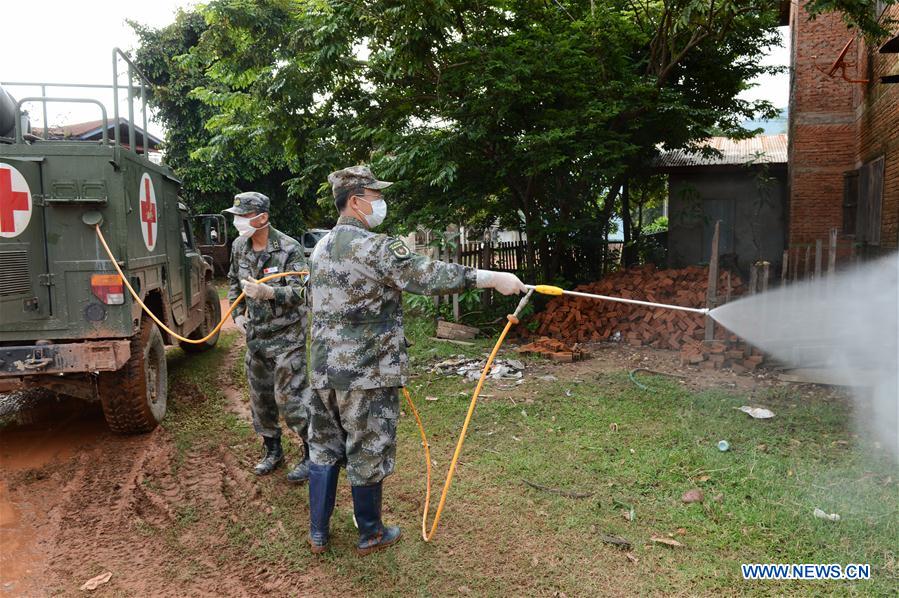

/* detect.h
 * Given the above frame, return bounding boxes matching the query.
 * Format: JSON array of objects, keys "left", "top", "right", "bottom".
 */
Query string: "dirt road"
[{"left": 0, "top": 338, "right": 335, "bottom": 597}]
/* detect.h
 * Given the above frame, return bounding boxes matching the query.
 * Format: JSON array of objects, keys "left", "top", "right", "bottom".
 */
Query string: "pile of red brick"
[
  {"left": 517, "top": 336, "right": 591, "bottom": 362},
  {"left": 531, "top": 264, "right": 744, "bottom": 353},
  {"left": 679, "top": 339, "right": 765, "bottom": 371}
]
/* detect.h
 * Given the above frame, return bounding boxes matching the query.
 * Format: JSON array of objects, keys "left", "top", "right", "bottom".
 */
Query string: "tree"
[
  {"left": 186, "top": 0, "right": 780, "bottom": 281},
  {"left": 141, "top": 0, "right": 893, "bottom": 281},
  {"left": 369, "top": 0, "right": 781, "bottom": 279},
  {"left": 130, "top": 8, "right": 326, "bottom": 233}
]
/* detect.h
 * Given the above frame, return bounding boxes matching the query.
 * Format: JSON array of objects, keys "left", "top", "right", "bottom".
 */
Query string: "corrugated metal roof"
[{"left": 656, "top": 134, "right": 787, "bottom": 168}]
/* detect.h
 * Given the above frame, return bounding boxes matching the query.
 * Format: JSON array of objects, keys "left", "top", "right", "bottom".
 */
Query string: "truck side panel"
[{"left": 0, "top": 158, "right": 51, "bottom": 327}]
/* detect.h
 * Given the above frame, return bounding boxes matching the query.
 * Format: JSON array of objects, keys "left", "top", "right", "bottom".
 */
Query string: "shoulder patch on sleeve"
[{"left": 387, "top": 238, "right": 412, "bottom": 260}]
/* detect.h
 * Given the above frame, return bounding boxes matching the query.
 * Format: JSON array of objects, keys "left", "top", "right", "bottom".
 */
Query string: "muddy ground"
[
  {"left": 0, "top": 330, "right": 346, "bottom": 597},
  {"left": 0, "top": 334, "right": 831, "bottom": 597}
]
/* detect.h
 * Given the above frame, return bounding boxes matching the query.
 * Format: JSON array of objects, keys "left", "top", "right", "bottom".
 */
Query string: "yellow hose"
[
  {"left": 97, "top": 222, "right": 522, "bottom": 541},
  {"left": 94, "top": 224, "right": 307, "bottom": 344},
  {"left": 403, "top": 314, "right": 518, "bottom": 541}
]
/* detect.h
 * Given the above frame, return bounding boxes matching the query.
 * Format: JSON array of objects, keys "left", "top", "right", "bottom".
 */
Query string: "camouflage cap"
[
  {"left": 223, "top": 191, "right": 270, "bottom": 215},
  {"left": 328, "top": 165, "right": 393, "bottom": 199}
]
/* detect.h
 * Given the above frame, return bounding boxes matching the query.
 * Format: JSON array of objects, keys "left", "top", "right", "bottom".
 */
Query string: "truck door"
[
  {"left": 179, "top": 206, "right": 203, "bottom": 308},
  {"left": 0, "top": 160, "right": 51, "bottom": 324},
  {"left": 192, "top": 214, "right": 228, "bottom": 277}
]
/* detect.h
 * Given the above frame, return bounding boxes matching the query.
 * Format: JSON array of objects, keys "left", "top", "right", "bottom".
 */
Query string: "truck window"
[{"left": 181, "top": 217, "right": 195, "bottom": 249}]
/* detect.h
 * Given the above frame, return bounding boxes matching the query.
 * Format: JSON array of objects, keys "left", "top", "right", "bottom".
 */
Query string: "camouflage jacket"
[
  {"left": 228, "top": 227, "right": 308, "bottom": 357},
  {"left": 309, "top": 216, "right": 477, "bottom": 390}
]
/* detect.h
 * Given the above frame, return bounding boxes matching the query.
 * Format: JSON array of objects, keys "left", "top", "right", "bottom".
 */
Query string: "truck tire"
[
  {"left": 179, "top": 285, "right": 222, "bottom": 353},
  {"left": 99, "top": 316, "right": 168, "bottom": 434}
]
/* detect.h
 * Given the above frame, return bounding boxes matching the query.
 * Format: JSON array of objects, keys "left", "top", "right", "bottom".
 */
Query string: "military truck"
[{"left": 0, "top": 50, "right": 223, "bottom": 433}]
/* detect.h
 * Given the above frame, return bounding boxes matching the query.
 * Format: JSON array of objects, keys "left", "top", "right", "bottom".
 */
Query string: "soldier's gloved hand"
[
  {"left": 476, "top": 270, "right": 527, "bottom": 296},
  {"left": 241, "top": 279, "right": 276, "bottom": 301},
  {"left": 234, "top": 314, "right": 248, "bottom": 335}
]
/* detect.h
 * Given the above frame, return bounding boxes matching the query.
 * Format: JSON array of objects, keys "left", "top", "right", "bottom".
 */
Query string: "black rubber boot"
[
  {"left": 308, "top": 463, "right": 340, "bottom": 554},
  {"left": 351, "top": 482, "right": 402, "bottom": 556},
  {"left": 286, "top": 440, "right": 311, "bottom": 483},
  {"left": 253, "top": 436, "right": 284, "bottom": 476}
]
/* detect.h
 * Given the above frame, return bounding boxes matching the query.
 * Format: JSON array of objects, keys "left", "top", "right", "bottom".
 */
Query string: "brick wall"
[
  {"left": 857, "top": 6, "right": 899, "bottom": 249},
  {"left": 788, "top": 1, "right": 857, "bottom": 245},
  {"left": 789, "top": 2, "right": 899, "bottom": 249}
]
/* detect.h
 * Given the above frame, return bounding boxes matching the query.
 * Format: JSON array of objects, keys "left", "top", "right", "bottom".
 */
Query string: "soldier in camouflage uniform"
[
  {"left": 224, "top": 192, "right": 312, "bottom": 482},
  {"left": 306, "top": 166, "right": 526, "bottom": 555}
]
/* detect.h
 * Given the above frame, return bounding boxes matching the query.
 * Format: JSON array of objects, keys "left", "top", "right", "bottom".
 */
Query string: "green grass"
[{"left": 161, "top": 318, "right": 899, "bottom": 596}]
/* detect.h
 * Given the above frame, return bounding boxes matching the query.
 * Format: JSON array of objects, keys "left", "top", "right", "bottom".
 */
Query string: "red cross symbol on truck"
[
  {"left": 0, "top": 166, "right": 31, "bottom": 235},
  {"left": 140, "top": 175, "right": 157, "bottom": 249}
]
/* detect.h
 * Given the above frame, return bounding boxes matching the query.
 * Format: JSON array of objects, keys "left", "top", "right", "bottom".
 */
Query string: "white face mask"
[
  {"left": 357, "top": 197, "right": 387, "bottom": 228},
  {"left": 233, "top": 214, "right": 267, "bottom": 238}
]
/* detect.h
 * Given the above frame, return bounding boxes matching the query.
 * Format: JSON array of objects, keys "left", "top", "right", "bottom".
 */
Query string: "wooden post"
[
  {"left": 781, "top": 249, "right": 789, "bottom": 286},
  {"left": 814, "top": 239, "right": 822, "bottom": 279},
  {"left": 803, "top": 246, "right": 811, "bottom": 281},
  {"left": 724, "top": 271, "right": 732, "bottom": 304},
  {"left": 704, "top": 220, "right": 720, "bottom": 342},
  {"left": 443, "top": 236, "right": 453, "bottom": 306},
  {"left": 749, "top": 262, "right": 759, "bottom": 295},
  {"left": 749, "top": 260, "right": 771, "bottom": 358},
  {"left": 453, "top": 226, "right": 461, "bottom": 322},
  {"left": 792, "top": 248, "right": 799, "bottom": 283},
  {"left": 453, "top": 237, "right": 462, "bottom": 322},
  {"left": 480, "top": 241, "right": 493, "bottom": 309},
  {"left": 828, "top": 228, "right": 838, "bottom": 276}
]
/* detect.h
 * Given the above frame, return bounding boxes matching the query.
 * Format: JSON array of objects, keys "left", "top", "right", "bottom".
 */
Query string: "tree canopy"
[
  {"left": 131, "top": 9, "right": 327, "bottom": 232},
  {"left": 133, "top": 0, "right": 894, "bottom": 281}
]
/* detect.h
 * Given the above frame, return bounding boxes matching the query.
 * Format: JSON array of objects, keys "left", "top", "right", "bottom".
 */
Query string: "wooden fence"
[
  {"left": 746, "top": 228, "right": 859, "bottom": 293},
  {"left": 421, "top": 236, "right": 625, "bottom": 322},
  {"left": 456, "top": 239, "right": 624, "bottom": 279}
]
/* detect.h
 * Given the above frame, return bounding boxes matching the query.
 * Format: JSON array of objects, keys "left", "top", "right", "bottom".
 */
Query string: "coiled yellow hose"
[
  {"left": 402, "top": 315, "right": 518, "bottom": 541},
  {"left": 97, "top": 222, "right": 524, "bottom": 542},
  {"left": 94, "top": 224, "right": 306, "bottom": 344}
]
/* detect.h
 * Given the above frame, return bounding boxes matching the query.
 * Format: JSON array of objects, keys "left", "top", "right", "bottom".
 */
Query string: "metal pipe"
[
  {"left": 140, "top": 79, "right": 148, "bottom": 155},
  {"left": 111, "top": 48, "right": 154, "bottom": 154},
  {"left": 112, "top": 49, "right": 119, "bottom": 147},
  {"left": 40, "top": 84, "right": 48, "bottom": 141},
  {"left": 1, "top": 81, "right": 116, "bottom": 89},
  {"left": 14, "top": 97, "right": 108, "bottom": 143},
  {"left": 525, "top": 285, "right": 710, "bottom": 315},
  {"left": 512, "top": 288, "right": 535, "bottom": 319},
  {"left": 127, "top": 64, "right": 135, "bottom": 152}
]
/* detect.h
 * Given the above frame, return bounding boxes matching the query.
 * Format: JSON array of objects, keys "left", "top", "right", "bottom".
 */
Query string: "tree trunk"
[
  {"left": 621, "top": 179, "right": 636, "bottom": 267},
  {"left": 598, "top": 178, "right": 624, "bottom": 274}
]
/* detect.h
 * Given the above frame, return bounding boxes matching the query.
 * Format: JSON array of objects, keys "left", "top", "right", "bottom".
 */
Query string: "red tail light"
[{"left": 91, "top": 274, "right": 125, "bottom": 305}]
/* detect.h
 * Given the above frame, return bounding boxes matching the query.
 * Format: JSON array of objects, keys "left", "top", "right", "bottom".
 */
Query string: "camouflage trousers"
[
  {"left": 307, "top": 387, "right": 399, "bottom": 486},
  {"left": 245, "top": 344, "right": 310, "bottom": 441}
]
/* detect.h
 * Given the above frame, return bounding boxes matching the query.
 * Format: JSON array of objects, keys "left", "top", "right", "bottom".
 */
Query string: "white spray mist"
[{"left": 711, "top": 253, "right": 899, "bottom": 462}]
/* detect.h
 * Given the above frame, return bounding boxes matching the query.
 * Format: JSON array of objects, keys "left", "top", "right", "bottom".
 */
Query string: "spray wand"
[{"left": 526, "top": 284, "right": 710, "bottom": 315}]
